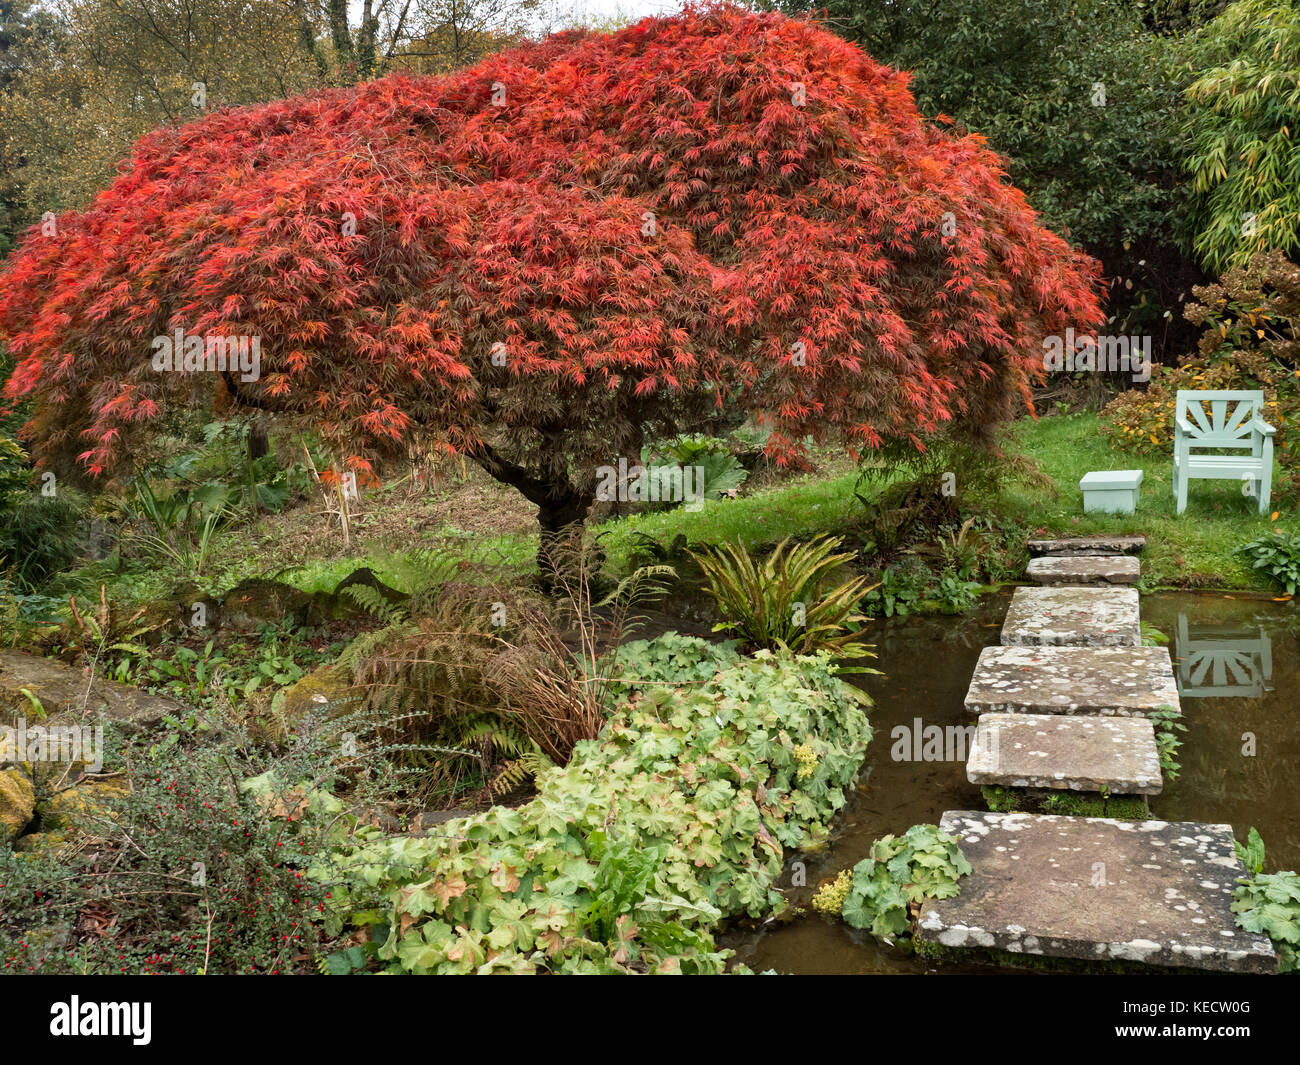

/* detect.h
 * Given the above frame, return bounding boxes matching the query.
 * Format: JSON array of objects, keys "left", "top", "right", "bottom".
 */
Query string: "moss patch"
[{"left": 980, "top": 785, "right": 1150, "bottom": 820}]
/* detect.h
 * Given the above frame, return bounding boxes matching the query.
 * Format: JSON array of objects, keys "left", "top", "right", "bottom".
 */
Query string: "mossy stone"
[{"left": 0, "top": 767, "right": 36, "bottom": 843}]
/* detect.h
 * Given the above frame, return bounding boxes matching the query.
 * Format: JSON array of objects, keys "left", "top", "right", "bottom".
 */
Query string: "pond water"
[{"left": 721, "top": 590, "right": 1300, "bottom": 974}]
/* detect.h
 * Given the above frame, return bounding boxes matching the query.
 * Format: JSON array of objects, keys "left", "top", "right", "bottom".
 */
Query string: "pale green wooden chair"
[
  {"left": 1174, "top": 613, "right": 1273, "bottom": 698},
  {"left": 1173, "top": 389, "right": 1275, "bottom": 514}
]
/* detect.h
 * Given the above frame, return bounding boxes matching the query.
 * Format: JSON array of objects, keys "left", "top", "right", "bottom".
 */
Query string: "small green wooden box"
[{"left": 1080, "top": 469, "right": 1143, "bottom": 515}]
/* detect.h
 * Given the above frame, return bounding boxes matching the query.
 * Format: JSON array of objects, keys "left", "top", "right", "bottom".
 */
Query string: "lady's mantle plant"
[
  {"left": 311, "top": 636, "right": 873, "bottom": 973},
  {"left": 814, "top": 823, "right": 971, "bottom": 941}
]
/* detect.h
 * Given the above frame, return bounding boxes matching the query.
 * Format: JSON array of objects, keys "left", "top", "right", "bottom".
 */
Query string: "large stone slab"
[
  {"left": 1026, "top": 555, "right": 1140, "bottom": 586},
  {"left": 917, "top": 811, "right": 1277, "bottom": 973},
  {"left": 1028, "top": 535, "right": 1146, "bottom": 557},
  {"left": 0, "top": 650, "right": 184, "bottom": 729},
  {"left": 965, "top": 645, "right": 1180, "bottom": 717},
  {"left": 1001, "top": 586, "right": 1140, "bottom": 647},
  {"left": 967, "top": 713, "right": 1162, "bottom": 794}
]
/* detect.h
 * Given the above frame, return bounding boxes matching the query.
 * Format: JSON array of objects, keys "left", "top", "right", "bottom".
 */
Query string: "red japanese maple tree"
[{"left": 0, "top": 5, "right": 1103, "bottom": 562}]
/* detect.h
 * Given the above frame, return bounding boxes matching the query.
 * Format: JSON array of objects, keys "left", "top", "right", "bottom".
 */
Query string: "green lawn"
[
  {"left": 591, "top": 465, "right": 864, "bottom": 570},
  {"left": 995, "top": 411, "right": 1292, "bottom": 591},
  {"left": 280, "top": 467, "right": 865, "bottom": 591},
  {"left": 222, "top": 409, "right": 1295, "bottom": 599},
  {"left": 586, "top": 409, "right": 1294, "bottom": 592}
]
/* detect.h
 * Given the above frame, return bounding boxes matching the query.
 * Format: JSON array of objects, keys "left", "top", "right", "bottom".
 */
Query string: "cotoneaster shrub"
[
  {"left": 0, "top": 721, "right": 333, "bottom": 974},
  {"left": 310, "top": 636, "right": 873, "bottom": 974}
]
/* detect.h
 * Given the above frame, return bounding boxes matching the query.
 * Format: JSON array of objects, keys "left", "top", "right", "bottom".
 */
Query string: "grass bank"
[
  {"left": 79, "top": 408, "right": 1292, "bottom": 604},
  {"left": 997, "top": 410, "right": 1291, "bottom": 591}
]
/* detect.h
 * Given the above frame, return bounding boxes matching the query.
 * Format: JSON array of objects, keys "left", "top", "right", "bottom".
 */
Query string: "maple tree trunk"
[
  {"left": 535, "top": 488, "right": 596, "bottom": 589},
  {"left": 470, "top": 444, "right": 594, "bottom": 589},
  {"left": 248, "top": 419, "right": 269, "bottom": 462}
]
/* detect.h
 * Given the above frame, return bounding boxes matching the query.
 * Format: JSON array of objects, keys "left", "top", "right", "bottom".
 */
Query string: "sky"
[{"left": 562, "top": 0, "right": 687, "bottom": 23}]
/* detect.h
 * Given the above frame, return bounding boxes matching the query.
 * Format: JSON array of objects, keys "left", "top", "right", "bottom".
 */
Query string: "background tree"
[
  {"left": 0, "top": 0, "right": 54, "bottom": 256},
  {"left": 0, "top": 0, "right": 324, "bottom": 217},
  {"left": 0, "top": 0, "right": 542, "bottom": 222},
  {"left": 389, "top": 0, "right": 541, "bottom": 73},
  {"left": 0, "top": 6, "right": 1104, "bottom": 572},
  {"left": 1137, "top": 0, "right": 1231, "bottom": 34},
  {"left": 1181, "top": 0, "right": 1300, "bottom": 271},
  {"left": 777, "top": 0, "right": 1202, "bottom": 356}
]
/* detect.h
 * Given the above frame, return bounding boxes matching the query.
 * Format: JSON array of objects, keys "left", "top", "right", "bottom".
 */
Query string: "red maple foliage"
[{"left": 0, "top": 5, "right": 1103, "bottom": 553}]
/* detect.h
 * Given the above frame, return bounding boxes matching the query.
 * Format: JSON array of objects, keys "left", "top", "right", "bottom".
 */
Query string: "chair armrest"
[
  {"left": 1175, "top": 417, "right": 1195, "bottom": 435},
  {"left": 1252, "top": 416, "right": 1276, "bottom": 437}
]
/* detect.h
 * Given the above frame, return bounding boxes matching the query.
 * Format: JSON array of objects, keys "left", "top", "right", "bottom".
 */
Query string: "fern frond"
[{"left": 340, "top": 583, "right": 405, "bottom": 623}]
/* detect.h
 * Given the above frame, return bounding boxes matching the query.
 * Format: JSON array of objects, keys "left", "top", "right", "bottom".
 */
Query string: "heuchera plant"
[{"left": 309, "top": 637, "right": 873, "bottom": 974}]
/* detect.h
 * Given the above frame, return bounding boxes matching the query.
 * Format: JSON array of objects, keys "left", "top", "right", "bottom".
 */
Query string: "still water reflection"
[{"left": 722, "top": 590, "right": 1298, "bottom": 974}]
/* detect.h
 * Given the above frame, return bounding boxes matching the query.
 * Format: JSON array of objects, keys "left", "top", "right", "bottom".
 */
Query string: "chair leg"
[
  {"left": 1259, "top": 441, "right": 1273, "bottom": 515},
  {"left": 1175, "top": 465, "right": 1188, "bottom": 514}
]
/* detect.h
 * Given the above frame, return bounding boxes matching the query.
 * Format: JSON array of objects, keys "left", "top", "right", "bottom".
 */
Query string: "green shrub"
[
  {"left": 1, "top": 373, "right": 88, "bottom": 592},
  {"left": 605, "top": 631, "right": 742, "bottom": 697},
  {"left": 788, "top": 0, "right": 1183, "bottom": 252},
  {"left": 1182, "top": 0, "right": 1300, "bottom": 270},
  {"left": 641, "top": 434, "right": 748, "bottom": 505},
  {"left": 116, "top": 625, "right": 339, "bottom": 713},
  {"left": 1233, "top": 872, "right": 1300, "bottom": 973},
  {"left": 1101, "top": 250, "right": 1300, "bottom": 485},
  {"left": 862, "top": 560, "right": 930, "bottom": 618},
  {"left": 929, "top": 572, "right": 982, "bottom": 615},
  {"left": 310, "top": 637, "right": 874, "bottom": 974},
  {"left": 0, "top": 489, "right": 89, "bottom": 591},
  {"left": 0, "top": 577, "right": 64, "bottom": 647},
  {"left": 1102, "top": 349, "right": 1294, "bottom": 461},
  {"left": 0, "top": 430, "right": 28, "bottom": 495},
  {"left": 1238, "top": 530, "right": 1300, "bottom": 595}
]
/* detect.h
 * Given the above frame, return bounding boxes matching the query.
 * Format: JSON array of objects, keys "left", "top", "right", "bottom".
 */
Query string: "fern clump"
[
  {"left": 690, "top": 535, "right": 878, "bottom": 656},
  {"left": 327, "top": 542, "right": 677, "bottom": 805}
]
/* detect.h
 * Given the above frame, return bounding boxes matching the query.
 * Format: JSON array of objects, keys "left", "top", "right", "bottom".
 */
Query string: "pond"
[{"left": 721, "top": 590, "right": 1300, "bottom": 974}]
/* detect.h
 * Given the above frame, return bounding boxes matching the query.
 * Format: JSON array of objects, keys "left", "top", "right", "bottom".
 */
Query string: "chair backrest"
[
  {"left": 1174, "top": 613, "right": 1272, "bottom": 698},
  {"left": 1175, "top": 390, "right": 1263, "bottom": 451}
]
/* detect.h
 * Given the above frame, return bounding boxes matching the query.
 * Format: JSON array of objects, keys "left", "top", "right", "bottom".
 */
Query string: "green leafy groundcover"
[
  {"left": 813, "top": 824, "right": 971, "bottom": 941},
  {"left": 1232, "top": 828, "right": 1300, "bottom": 974},
  {"left": 1233, "top": 872, "right": 1300, "bottom": 974},
  {"left": 311, "top": 635, "right": 873, "bottom": 973}
]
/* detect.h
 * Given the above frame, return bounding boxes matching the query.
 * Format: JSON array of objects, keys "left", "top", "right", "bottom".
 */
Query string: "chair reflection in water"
[{"left": 1174, "top": 613, "right": 1274, "bottom": 698}]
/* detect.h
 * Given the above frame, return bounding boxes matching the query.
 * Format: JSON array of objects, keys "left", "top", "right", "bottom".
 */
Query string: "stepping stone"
[
  {"left": 1001, "top": 586, "right": 1140, "bottom": 647},
  {"left": 967, "top": 713, "right": 1162, "bottom": 794},
  {"left": 964, "top": 645, "right": 1180, "bottom": 717},
  {"left": 917, "top": 811, "right": 1277, "bottom": 973},
  {"left": 1026, "top": 555, "right": 1140, "bottom": 586},
  {"left": 1028, "top": 535, "right": 1146, "bottom": 557}
]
